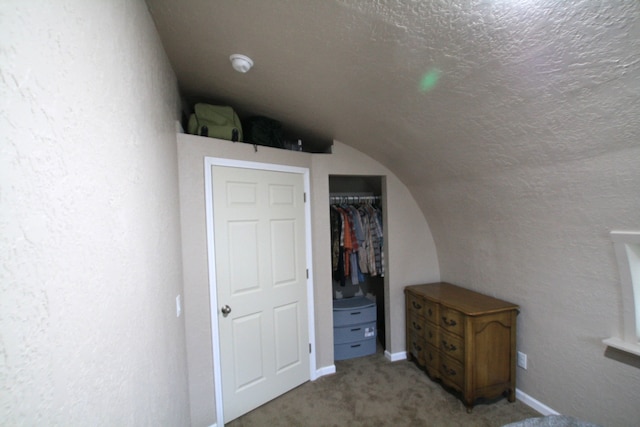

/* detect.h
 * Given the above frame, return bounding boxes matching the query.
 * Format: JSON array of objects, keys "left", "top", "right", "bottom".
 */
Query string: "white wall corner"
[
  {"left": 385, "top": 350, "right": 407, "bottom": 362},
  {"left": 314, "top": 364, "right": 336, "bottom": 379}
]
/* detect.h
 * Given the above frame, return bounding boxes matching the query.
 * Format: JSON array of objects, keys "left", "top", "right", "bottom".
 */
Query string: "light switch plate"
[{"left": 517, "top": 351, "right": 527, "bottom": 369}]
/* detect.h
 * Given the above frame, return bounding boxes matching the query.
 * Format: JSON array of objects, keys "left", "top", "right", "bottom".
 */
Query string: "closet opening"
[{"left": 329, "top": 175, "right": 386, "bottom": 361}]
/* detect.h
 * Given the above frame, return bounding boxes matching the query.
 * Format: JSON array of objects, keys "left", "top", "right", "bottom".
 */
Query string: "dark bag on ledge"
[{"left": 244, "top": 116, "right": 284, "bottom": 148}]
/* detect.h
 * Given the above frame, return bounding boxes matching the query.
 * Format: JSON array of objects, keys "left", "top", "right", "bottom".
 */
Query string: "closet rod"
[{"left": 329, "top": 194, "right": 381, "bottom": 204}]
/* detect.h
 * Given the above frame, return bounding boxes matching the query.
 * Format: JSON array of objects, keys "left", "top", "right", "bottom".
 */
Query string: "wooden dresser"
[{"left": 405, "top": 282, "right": 519, "bottom": 412}]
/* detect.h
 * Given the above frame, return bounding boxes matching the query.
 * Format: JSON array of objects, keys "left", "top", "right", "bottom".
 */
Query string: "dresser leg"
[{"left": 508, "top": 388, "right": 516, "bottom": 403}]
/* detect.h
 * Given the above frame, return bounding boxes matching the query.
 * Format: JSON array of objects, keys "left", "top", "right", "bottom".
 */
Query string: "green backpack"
[{"left": 187, "top": 104, "right": 243, "bottom": 142}]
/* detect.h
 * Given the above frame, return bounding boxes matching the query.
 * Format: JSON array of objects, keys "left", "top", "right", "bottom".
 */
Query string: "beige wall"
[
  {"left": 413, "top": 145, "right": 640, "bottom": 426},
  {"left": 177, "top": 135, "right": 439, "bottom": 426},
  {"left": 311, "top": 142, "right": 440, "bottom": 365},
  {"left": 176, "top": 135, "right": 313, "bottom": 426},
  {"left": 0, "top": 1, "right": 190, "bottom": 425}
]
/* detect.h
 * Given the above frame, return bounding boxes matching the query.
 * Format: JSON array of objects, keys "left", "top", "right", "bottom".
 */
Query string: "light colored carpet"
[{"left": 227, "top": 347, "right": 542, "bottom": 426}]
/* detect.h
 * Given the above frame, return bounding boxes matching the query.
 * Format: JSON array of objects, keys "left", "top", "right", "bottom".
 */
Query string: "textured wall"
[
  {"left": 0, "top": 1, "right": 190, "bottom": 425},
  {"left": 403, "top": 3, "right": 640, "bottom": 426},
  {"left": 416, "top": 146, "right": 640, "bottom": 426}
]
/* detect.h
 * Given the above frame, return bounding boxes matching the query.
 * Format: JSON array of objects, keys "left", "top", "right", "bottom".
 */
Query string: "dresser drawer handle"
[
  {"left": 350, "top": 311, "right": 361, "bottom": 315},
  {"left": 412, "top": 301, "right": 422, "bottom": 310},
  {"left": 442, "top": 364, "right": 457, "bottom": 376},
  {"left": 442, "top": 316, "right": 457, "bottom": 327},
  {"left": 412, "top": 321, "right": 422, "bottom": 330},
  {"left": 413, "top": 342, "right": 422, "bottom": 352},
  {"left": 351, "top": 344, "right": 361, "bottom": 348},
  {"left": 350, "top": 327, "right": 361, "bottom": 332},
  {"left": 442, "top": 340, "right": 457, "bottom": 352}
]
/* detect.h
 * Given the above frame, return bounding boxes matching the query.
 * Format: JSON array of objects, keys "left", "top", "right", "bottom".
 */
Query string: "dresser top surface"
[{"left": 406, "top": 282, "right": 518, "bottom": 315}]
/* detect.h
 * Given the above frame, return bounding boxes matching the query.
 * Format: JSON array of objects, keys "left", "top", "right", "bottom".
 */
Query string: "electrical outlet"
[
  {"left": 176, "top": 295, "right": 182, "bottom": 317},
  {"left": 517, "top": 351, "right": 527, "bottom": 370}
]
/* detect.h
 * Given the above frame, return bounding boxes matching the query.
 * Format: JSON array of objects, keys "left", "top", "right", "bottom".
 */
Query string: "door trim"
[{"left": 204, "top": 157, "right": 316, "bottom": 425}]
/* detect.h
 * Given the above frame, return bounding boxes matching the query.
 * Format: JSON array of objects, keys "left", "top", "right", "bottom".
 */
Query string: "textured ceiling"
[{"left": 146, "top": 0, "right": 639, "bottom": 185}]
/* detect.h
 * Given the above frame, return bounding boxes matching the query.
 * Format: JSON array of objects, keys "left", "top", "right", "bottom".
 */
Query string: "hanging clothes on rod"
[{"left": 330, "top": 195, "right": 384, "bottom": 286}]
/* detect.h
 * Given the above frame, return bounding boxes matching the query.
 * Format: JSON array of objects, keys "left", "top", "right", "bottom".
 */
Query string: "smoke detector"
[{"left": 230, "top": 54, "right": 254, "bottom": 73}]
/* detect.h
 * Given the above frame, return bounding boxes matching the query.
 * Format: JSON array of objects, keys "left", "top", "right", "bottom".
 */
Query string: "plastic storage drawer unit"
[{"left": 333, "top": 296, "right": 377, "bottom": 360}]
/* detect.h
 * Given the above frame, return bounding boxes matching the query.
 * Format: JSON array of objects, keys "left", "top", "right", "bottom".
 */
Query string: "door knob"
[{"left": 221, "top": 305, "right": 232, "bottom": 316}]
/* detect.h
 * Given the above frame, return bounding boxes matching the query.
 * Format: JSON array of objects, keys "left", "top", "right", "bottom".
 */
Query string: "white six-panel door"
[{"left": 210, "top": 165, "right": 310, "bottom": 423}]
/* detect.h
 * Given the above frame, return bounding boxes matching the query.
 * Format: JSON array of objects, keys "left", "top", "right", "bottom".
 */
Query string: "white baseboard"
[
  {"left": 516, "top": 388, "right": 560, "bottom": 416},
  {"left": 385, "top": 350, "right": 407, "bottom": 362},
  {"left": 314, "top": 364, "right": 336, "bottom": 379}
]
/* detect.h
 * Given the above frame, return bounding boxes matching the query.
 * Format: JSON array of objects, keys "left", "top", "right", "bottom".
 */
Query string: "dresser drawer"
[
  {"left": 440, "top": 354, "right": 464, "bottom": 391},
  {"left": 408, "top": 312, "right": 425, "bottom": 339},
  {"left": 424, "top": 299, "right": 439, "bottom": 325},
  {"left": 424, "top": 321, "right": 438, "bottom": 347},
  {"left": 407, "top": 292, "right": 426, "bottom": 317},
  {"left": 334, "top": 304, "right": 376, "bottom": 326},
  {"left": 334, "top": 338, "right": 376, "bottom": 361},
  {"left": 424, "top": 343, "right": 440, "bottom": 374},
  {"left": 334, "top": 301, "right": 376, "bottom": 327},
  {"left": 334, "top": 321, "right": 376, "bottom": 344},
  {"left": 408, "top": 333, "right": 426, "bottom": 365},
  {"left": 440, "top": 307, "right": 464, "bottom": 336},
  {"left": 440, "top": 329, "right": 464, "bottom": 363}
]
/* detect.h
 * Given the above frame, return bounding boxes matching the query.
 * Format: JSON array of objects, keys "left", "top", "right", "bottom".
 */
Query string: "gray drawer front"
[
  {"left": 334, "top": 321, "right": 376, "bottom": 344},
  {"left": 334, "top": 338, "right": 376, "bottom": 360},
  {"left": 333, "top": 305, "right": 376, "bottom": 327}
]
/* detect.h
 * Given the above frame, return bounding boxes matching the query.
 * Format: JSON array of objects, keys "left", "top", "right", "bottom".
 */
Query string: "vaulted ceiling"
[{"left": 146, "top": 0, "right": 638, "bottom": 187}]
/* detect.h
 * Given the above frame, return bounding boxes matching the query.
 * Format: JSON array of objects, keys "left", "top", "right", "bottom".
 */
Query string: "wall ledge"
[{"left": 603, "top": 337, "right": 640, "bottom": 357}]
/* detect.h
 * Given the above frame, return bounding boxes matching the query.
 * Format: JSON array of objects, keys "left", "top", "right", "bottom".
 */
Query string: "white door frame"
[{"left": 204, "top": 157, "right": 317, "bottom": 425}]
